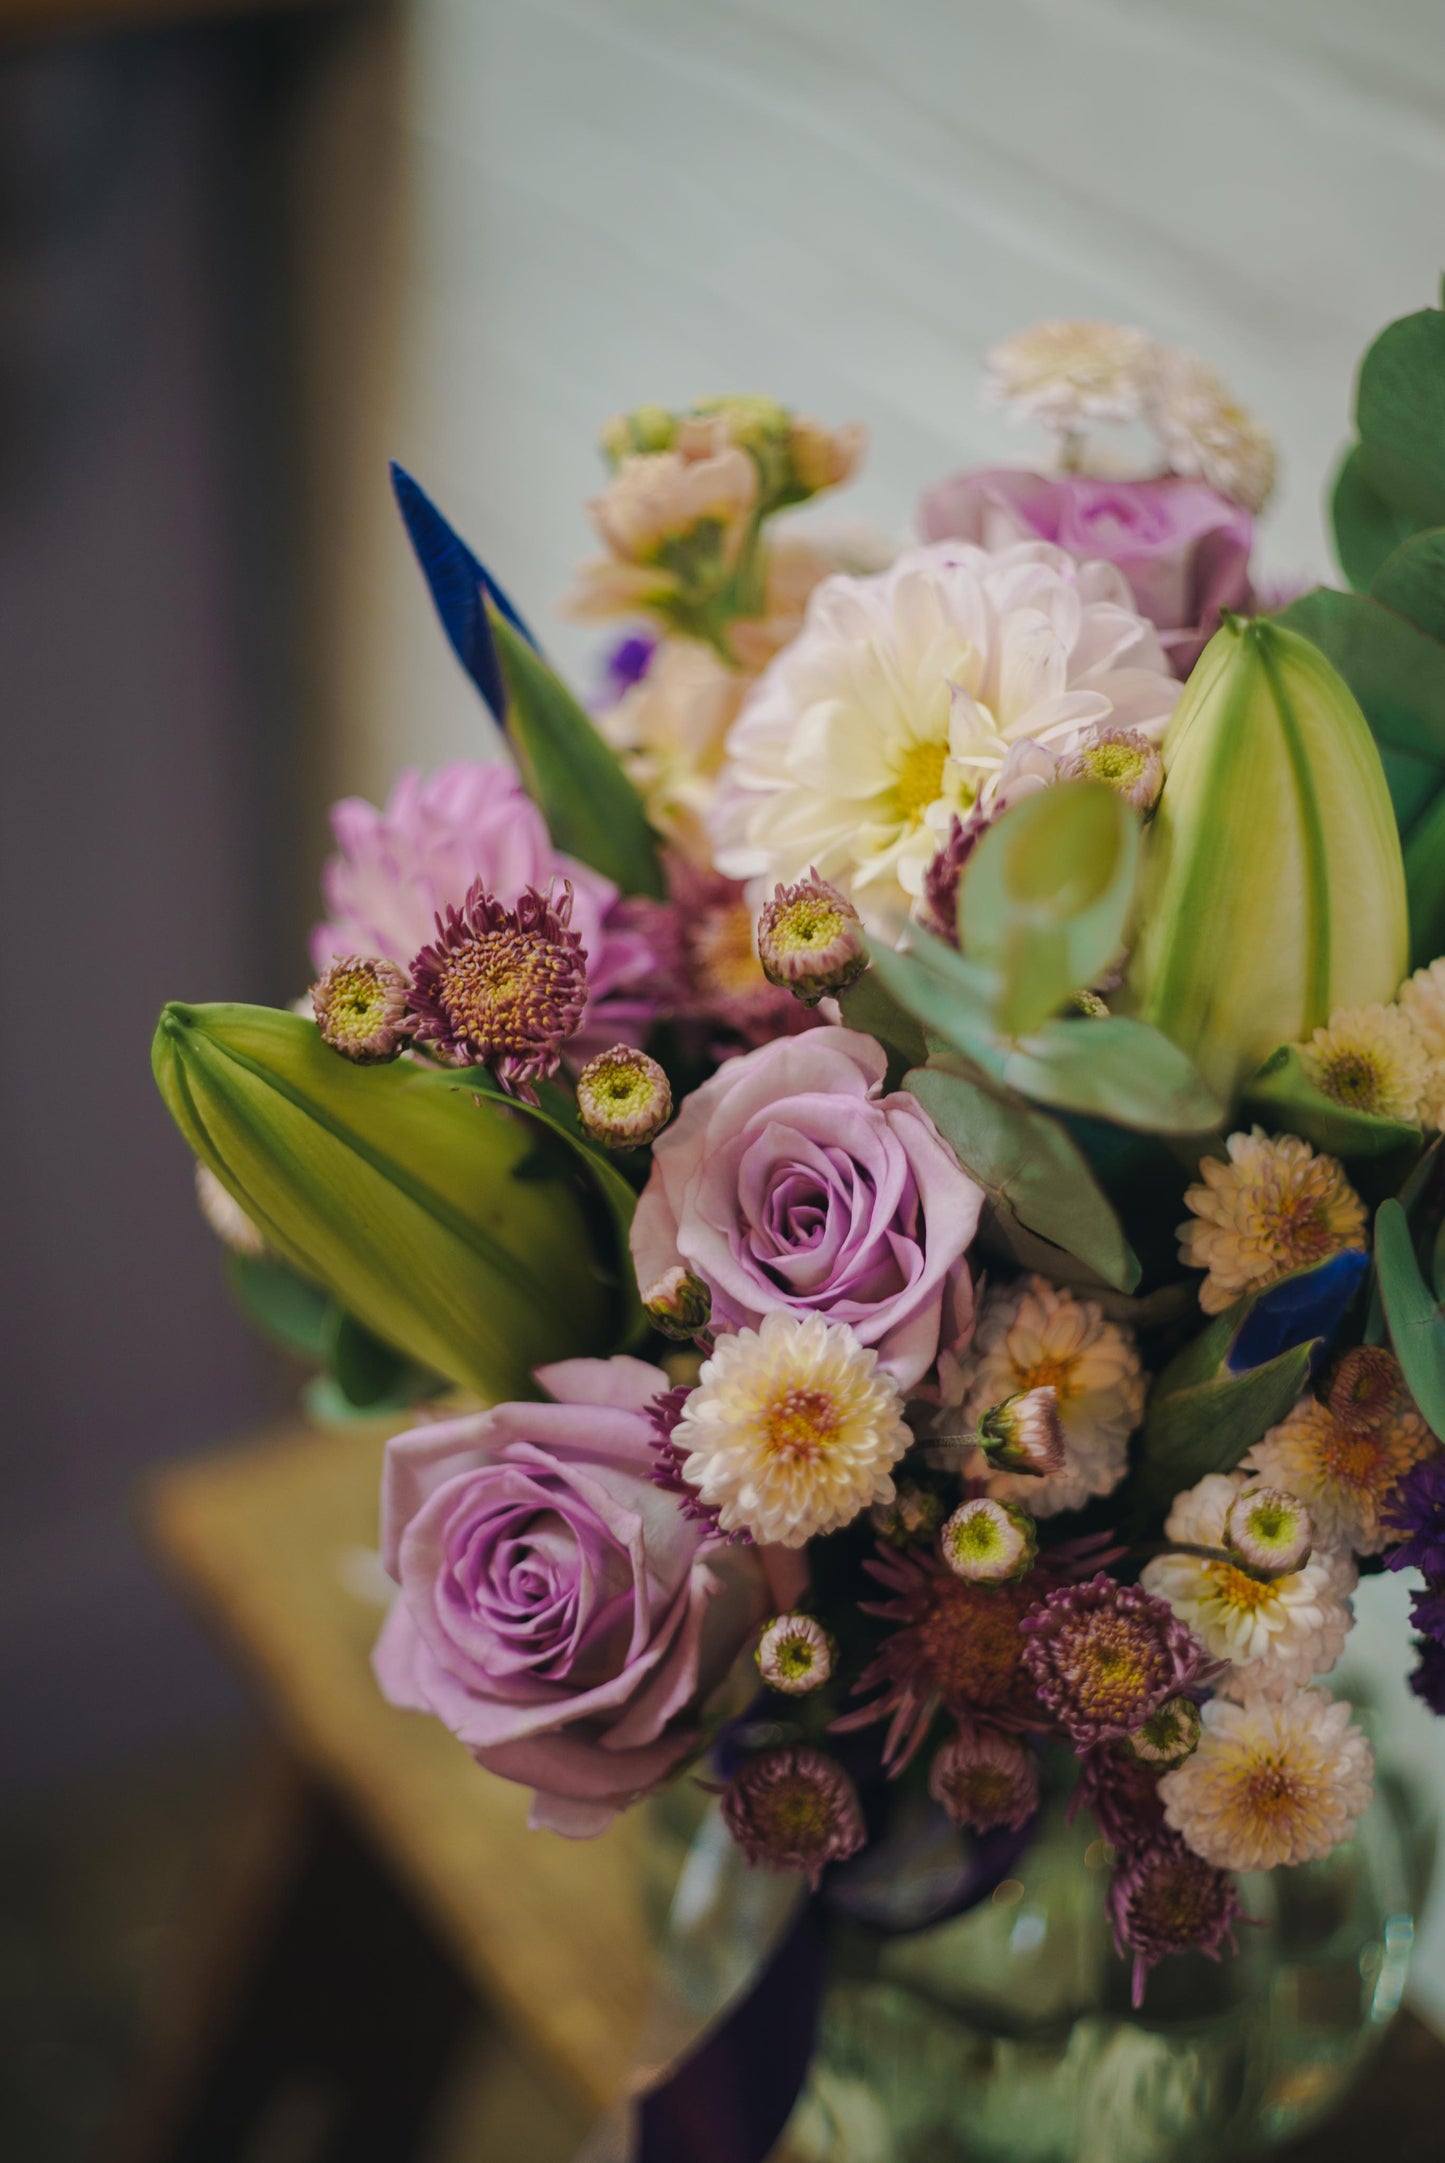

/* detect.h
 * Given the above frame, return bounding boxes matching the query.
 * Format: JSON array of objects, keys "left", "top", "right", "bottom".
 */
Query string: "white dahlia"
[
  {"left": 674, "top": 1310, "right": 911, "bottom": 1548},
  {"left": 709, "top": 541, "right": 1178, "bottom": 928},
  {"left": 1141, "top": 1472, "right": 1356, "bottom": 1700},
  {"left": 1159, "top": 1690, "right": 1373, "bottom": 1872},
  {"left": 941, "top": 1274, "right": 1145, "bottom": 1518}
]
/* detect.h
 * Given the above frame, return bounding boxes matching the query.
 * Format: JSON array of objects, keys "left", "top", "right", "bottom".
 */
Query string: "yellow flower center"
[
  {"left": 692, "top": 903, "right": 765, "bottom": 999},
  {"left": 893, "top": 739, "right": 949, "bottom": 822},
  {"left": 1316, "top": 1048, "right": 1386, "bottom": 1113},
  {"left": 1205, "top": 1560, "right": 1277, "bottom": 1613},
  {"left": 1243, "top": 1760, "right": 1301, "bottom": 1818},
  {"left": 1018, "top": 1354, "right": 1078, "bottom": 1406},
  {"left": 761, "top": 1386, "right": 840, "bottom": 1464}
]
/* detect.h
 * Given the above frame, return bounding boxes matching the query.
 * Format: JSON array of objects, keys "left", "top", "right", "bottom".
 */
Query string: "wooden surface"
[{"left": 144, "top": 1418, "right": 656, "bottom": 2118}]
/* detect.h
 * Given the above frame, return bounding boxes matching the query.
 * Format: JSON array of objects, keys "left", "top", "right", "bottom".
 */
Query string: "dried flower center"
[
  {"left": 960, "top": 1766, "right": 1014, "bottom": 1815},
  {"left": 761, "top": 1386, "right": 840, "bottom": 1463},
  {"left": 436, "top": 927, "right": 574, "bottom": 1052},
  {"left": 1131, "top": 1854, "right": 1223, "bottom": 1947},
  {"left": 1243, "top": 1760, "right": 1302, "bottom": 1818},
  {"left": 692, "top": 903, "right": 765, "bottom": 999},
  {"left": 1320, "top": 1425, "right": 1389, "bottom": 1491},
  {"left": 919, "top": 1579, "right": 1031, "bottom": 1707},
  {"left": 758, "top": 1777, "right": 832, "bottom": 1849},
  {"left": 893, "top": 738, "right": 949, "bottom": 821}
]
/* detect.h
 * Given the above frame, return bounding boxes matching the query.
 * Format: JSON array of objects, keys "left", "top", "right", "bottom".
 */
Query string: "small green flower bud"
[
  {"left": 976, "top": 1387, "right": 1066, "bottom": 1478},
  {"left": 576, "top": 1045, "right": 673, "bottom": 1149},
  {"left": 1224, "top": 1484, "right": 1313, "bottom": 1576},
  {"left": 940, "top": 1497, "right": 1037, "bottom": 1584},
  {"left": 1127, "top": 1693, "right": 1202, "bottom": 1768},
  {"left": 756, "top": 872, "right": 866, "bottom": 1005},
  {"left": 311, "top": 955, "right": 411, "bottom": 1063},
  {"left": 755, "top": 1612, "right": 836, "bottom": 1696},
  {"left": 600, "top": 403, "right": 677, "bottom": 465}
]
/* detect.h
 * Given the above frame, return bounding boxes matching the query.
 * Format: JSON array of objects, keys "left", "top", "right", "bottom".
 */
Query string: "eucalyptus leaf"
[
  {"left": 959, "top": 782, "right": 1138, "bottom": 1036},
  {"left": 1243, "top": 1044, "right": 1421, "bottom": 1158},
  {"left": 838, "top": 970, "right": 929, "bottom": 1081},
  {"left": 223, "top": 1250, "right": 335, "bottom": 1361},
  {"left": 1403, "top": 787, "right": 1445, "bottom": 971},
  {"left": 1374, "top": 1197, "right": 1445, "bottom": 1435},
  {"left": 1371, "top": 528, "right": 1445, "bottom": 643},
  {"left": 327, "top": 1310, "right": 436, "bottom": 1410},
  {"left": 905, "top": 1061, "right": 1139, "bottom": 1291},
  {"left": 1139, "top": 1339, "right": 1316, "bottom": 1505},
  {"left": 998, "top": 1014, "right": 1222, "bottom": 1135},
  {"left": 1332, "top": 444, "right": 1418, "bottom": 593},
  {"left": 1352, "top": 308, "right": 1445, "bottom": 533}
]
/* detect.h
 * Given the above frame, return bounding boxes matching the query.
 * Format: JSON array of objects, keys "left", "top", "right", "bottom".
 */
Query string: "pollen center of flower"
[
  {"left": 893, "top": 738, "right": 949, "bottom": 821},
  {"left": 1244, "top": 1761, "right": 1301, "bottom": 1817},
  {"left": 1206, "top": 1560, "right": 1277, "bottom": 1612},
  {"left": 1082, "top": 740, "right": 1146, "bottom": 789},
  {"left": 1017, "top": 1354, "right": 1076, "bottom": 1403},
  {"left": 772, "top": 896, "right": 846, "bottom": 955},
  {"left": 1316, "top": 1049, "right": 1385, "bottom": 1111},
  {"left": 764, "top": 1782, "right": 831, "bottom": 1845},
  {"left": 761, "top": 1385, "right": 840, "bottom": 1462},
  {"left": 437, "top": 929, "right": 567, "bottom": 1050},
  {"left": 1272, "top": 1197, "right": 1336, "bottom": 1266},
  {"left": 1323, "top": 1428, "right": 1387, "bottom": 1489}
]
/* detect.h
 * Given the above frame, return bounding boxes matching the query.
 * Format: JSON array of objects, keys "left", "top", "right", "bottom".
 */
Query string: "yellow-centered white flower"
[
  {"left": 710, "top": 540, "right": 1177, "bottom": 928},
  {"left": 1141, "top": 1472, "right": 1355, "bottom": 1700},
  {"left": 1159, "top": 1689, "right": 1373, "bottom": 1871},
  {"left": 1399, "top": 959, "right": 1445, "bottom": 1129},
  {"left": 674, "top": 1310, "right": 911, "bottom": 1548}
]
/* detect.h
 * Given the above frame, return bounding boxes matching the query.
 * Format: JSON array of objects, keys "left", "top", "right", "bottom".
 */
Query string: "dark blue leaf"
[
  {"left": 389, "top": 462, "right": 538, "bottom": 720},
  {"left": 1226, "top": 1249, "right": 1371, "bottom": 1375}
]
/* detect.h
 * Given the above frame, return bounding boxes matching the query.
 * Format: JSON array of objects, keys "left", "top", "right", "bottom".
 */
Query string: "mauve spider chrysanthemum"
[
  {"left": 720, "top": 1745, "right": 866, "bottom": 1888},
  {"left": 928, "top": 1725, "right": 1039, "bottom": 1834},
  {"left": 834, "top": 1545, "right": 1052, "bottom": 1770},
  {"left": 1020, "top": 1575, "right": 1208, "bottom": 1748},
  {"left": 1072, "top": 1741, "right": 1168, "bottom": 1857},
  {"left": 1106, "top": 1832, "right": 1241, "bottom": 2007},
  {"left": 646, "top": 1386, "right": 747, "bottom": 1545},
  {"left": 1386, "top": 1455, "right": 1445, "bottom": 1581},
  {"left": 407, "top": 879, "right": 587, "bottom": 1100}
]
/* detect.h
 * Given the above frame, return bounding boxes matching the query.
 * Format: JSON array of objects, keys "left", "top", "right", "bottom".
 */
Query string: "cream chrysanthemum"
[
  {"left": 1299, "top": 1002, "right": 1428, "bottom": 1123},
  {"left": 943, "top": 1275, "right": 1145, "bottom": 1518},
  {"left": 1399, "top": 959, "right": 1445, "bottom": 1129},
  {"left": 674, "top": 1310, "right": 911, "bottom": 1548},
  {"left": 1141, "top": 1473, "right": 1356, "bottom": 1699},
  {"left": 1178, "top": 1128, "right": 1367, "bottom": 1316},
  {"left": 986, "top": 320, "right": 1152, "bottom": 432},
  {"left": 710, "top": 541, "right": 1178, "bottom": 929},
  {"left": 1158, "top": 1690, "right": 1373, "bottom": 1871},
  {"left": 599, "top": 641, "right": 746, "bottom": 860},
  {"left": 1144, "top": 346, "right": 1277, "bottom": 513},
  {"left": 1246, "top": 1389, "right": 1435, "bottom": 1556}
]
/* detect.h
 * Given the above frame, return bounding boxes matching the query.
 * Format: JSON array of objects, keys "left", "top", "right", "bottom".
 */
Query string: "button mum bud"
[
  {"left": 940, "top": 1496, "right": 1037, "bottom": 1584},
  {"left": 576, "top": 1044, "right": 673, "bottom": 1149},
  {"left": 1125, "top": 616, "right": 1408, "bottom": 1097},
  {"left": 311, "top": 954, "right": 411, "bottom": 1063},
  {"left": 641, "top": 1266, "right": 712, "bottom": 1342},
  {"left": 1127, "top": 1694, "right": 1202, "bottom": 1768},
  {"left": 755, "top": 1612, "right": 836, "bottom": 1696},
  {"left": 756, "top": 871, "right": 866, "bottom": 1005},
  {"left": 1225, "top": 1483, "right": 1313, "bottom": 1576},
  {"left": 975, "top": 1386, "right": 1067, "bottom": 1478}
]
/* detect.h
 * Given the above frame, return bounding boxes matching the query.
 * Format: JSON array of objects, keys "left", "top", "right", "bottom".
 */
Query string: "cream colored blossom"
[
  {"left": 1299, "top": 1001, "right": 1428, "bottom": 1123},
  {"left": 1141, "top": 1472, "right": 1355, "bottom": 1698},
  {"left": 1246, "top": 1390, "right": 1436, "bottom": 1555},
  {"left": 1159, "top": 1689, "right": 1373, "bottom": 1871},
  {"left": 1399, "top": 958, "right": 1445, "bottom": 1128},
  {"left": 674, "top": 1310, "right": 911, "bottom": 1548},
  {"left": 1178, "top": 1129, "right": 1367, "bottom": 1316},
  {"left": 599, "top": 641, "right": 747, "bottom": 860},
  {"left": 941, "top": 1274, "right": 1145, "bottom": 1518},
  {"left": 711, "top": 540, "right": 1177, "bottom": 928},
  {"left": 986, "top": 320, "right": 1152, "bottom": 432},
  {"left": 787, "top": 416, "right": 867, "bottom": 495},
  {"left": 590, "top": 420, "right": 757, "bottom": 563},
  {"left": 1144, "top": 345, "right": 1277, "bottom": 513}
]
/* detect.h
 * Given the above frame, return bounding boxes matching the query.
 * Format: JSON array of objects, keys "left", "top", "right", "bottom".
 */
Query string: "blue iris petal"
[
  {"left": 389, "top": 462, "right": 539, "bottom": 721},
  {"left": 1226, "top": 1249, "right": 1371, "bottom": 1375}
]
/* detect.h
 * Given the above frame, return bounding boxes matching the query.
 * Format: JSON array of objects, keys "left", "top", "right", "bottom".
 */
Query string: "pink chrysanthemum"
[
  {"left": 1020, "top": 1575, "right": 1208, "bottom": 1747},
  {"left": 928, "top": 1726, "right": 1039, "bottom": 1833},
  {"left": 312, "top": 760, "right": 661, "bottom": 1060},
  {"left": 407, "top": 880, "right": 587, "bottom": 1099},
  {"left": 656, "top": 855, "right": 815, "bottom": 1050},
  {"left": 836, "top": 1545, "right": 1053, "bottom": 1770},
  {"left": 720, "top": 1746, "right": 866, "bottom": 1888},
  {"left": 1072, "top": 1741, "right": 1168, "bottom": 1857},
  {"left": 1106, "top": 1833, "right": 1241, "bottom": 2007}
]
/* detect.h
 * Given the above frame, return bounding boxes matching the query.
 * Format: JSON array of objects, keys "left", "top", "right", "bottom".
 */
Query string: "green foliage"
[
  {"left": 1137, "top": 1338, "right": 1316, "bottom": 1506},
  {"left": 958, "top": 782, "right": 1139, "bottom": 1036},
  {"left": 1242, "top": 1045, "right": 1420, "bottom": 1159},
  {"left": 488, "top": 608, "right": 665, "bottom": 898},
  {"left": 905, "top": 1060, "right": 1139, "bottom": 1292},
  {"left": 1375, "top": 1197, "right": 1445, "bottom": 1435},
  {"left": 223, "top": 1250, "right": 334, "bottom": 1361}
]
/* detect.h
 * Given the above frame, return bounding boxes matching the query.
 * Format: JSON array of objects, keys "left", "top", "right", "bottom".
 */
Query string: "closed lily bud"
[
  {"left": 1126, "top": 616, "right": 1408, "bottom": 1097},
  {"left": 153, "top": 1002, "right": 621, "bottom": 1402}
]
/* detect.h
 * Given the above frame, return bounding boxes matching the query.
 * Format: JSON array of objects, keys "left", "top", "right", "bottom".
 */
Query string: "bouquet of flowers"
[{"left": 157, "top": 303, "right": 1445, "bottom": 2150}]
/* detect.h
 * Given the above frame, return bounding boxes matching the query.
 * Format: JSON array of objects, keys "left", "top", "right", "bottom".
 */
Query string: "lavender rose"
[
  {"left": 372, "top": 1356, "right": 788, "bottom": 1836},
  {"left": 918, "top": 468, "right": 1254, "bottom": 677},
  {"left": 631, "top": 1028, "right": 984, "bottom": 1391}
]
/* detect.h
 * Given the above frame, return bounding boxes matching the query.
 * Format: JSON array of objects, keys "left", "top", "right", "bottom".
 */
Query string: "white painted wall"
[{"left": 327, "top": 0, "right": 1445, "bottom": 2016}]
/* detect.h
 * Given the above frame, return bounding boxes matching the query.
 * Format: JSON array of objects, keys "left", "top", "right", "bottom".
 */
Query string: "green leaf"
[
  {"left": 326, "top": 1310, "right": 436, "bottom": 1410},
  {"left": 998, "top": 1014, "right": 1222, "bottom": 1135},
  {"left": 959, "top": 782, "right": 1138, "bottom": 1036},
  {"left": 838, "top": 970, "right": 929, "bottom": 1081},
  {"left": 1374, "top": 1197, "right": 1445, "bottom": 1435},
  {"left": 1138, "top": 1339, "right": 1315, "bottom": 1505},
  {"left": 223, "top": 1250, "right": 335, "bottom": 1360},
  {"left": 1353, "top": 308, "right": 1445, "bottom": 533},
  {"left": 867, "top": 931, "right": 1001, "bottom": 1051},
  {"left": 1332, "top": 445, "right": 1419, "bottom": 593},
  {"left": 1278, "top": 588, "right": 1445, "bottom": 783},
  {"left": 1243, "top": 1045, "right": 1421, "bottom": 1159},
  {"left": 905, "top": 1060, "right": 1139, "bottom": 1292},
  {"left": 1371, "top": 528, "right": 1445, "bottom": 644},
  {"left": 1403, "top": 787, "right": 1445, "bottom": 971},
  {"left": 487, "top": 608, "right": 665, "bottom": 898}
]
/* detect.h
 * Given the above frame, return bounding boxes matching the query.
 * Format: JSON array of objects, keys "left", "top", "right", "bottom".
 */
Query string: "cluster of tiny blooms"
[
  {"left": 407, "top": 880, "right": 588, "bottom": 1098},
  {"left": 1178, "top": 1130, "right": 1367, "bottom": 1315},
  {"left": 671, "top": 1311, "right": 912, "bottom": 1548},
  {"left": 1019, "top": 1576, "right": 1206, "bottom": 1747}
]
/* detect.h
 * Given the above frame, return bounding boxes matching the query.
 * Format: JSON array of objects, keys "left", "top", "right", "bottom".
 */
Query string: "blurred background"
[{"left": 5, "top": 0, "right": 1445, "bottom": 2157}]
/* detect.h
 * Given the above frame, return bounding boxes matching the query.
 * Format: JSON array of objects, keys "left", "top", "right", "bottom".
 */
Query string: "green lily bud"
[
  {"left": 1126, "top": 616, "right": 1408, "bottom": 1097},
  {"left": 152, "top": 1002, "right": 623, "bottom": 1403}
]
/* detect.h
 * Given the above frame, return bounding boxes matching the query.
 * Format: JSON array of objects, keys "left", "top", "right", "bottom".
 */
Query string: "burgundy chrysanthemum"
[
  {"left": 407, "top": 878, "right": 587, "bottom": 1099},
  {"left": 928, "top": 1725, "right": 1039, "bottom": 1834},
  {"left": 1410, "top": 1637, "right": 1445, "bottom": 1716},
  {"left": 645, "top": 1385, "right": 748, "bottom": 1544},
  {"left": 1020, "top": 1574, "right": 1208, "bottom": 1747},
  {"left": 834, "top": 1545, "right": 1052, "bottom": 1771},
  {"left": 1387, "top": 1456, "right": 1445, "bottom": 1581},
  {"left": 720, "top": 1745, "right": 866, "bottom": 1888},
  {"left": 1106, "top": 1832, "right": 1241, "bottom": 2007},
  {"left": 919, "top": 809, "right": 989, "bottom": 946},
  {"left": 1072, "top": 1741, "right": 1168, "bottom": 1855}
]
